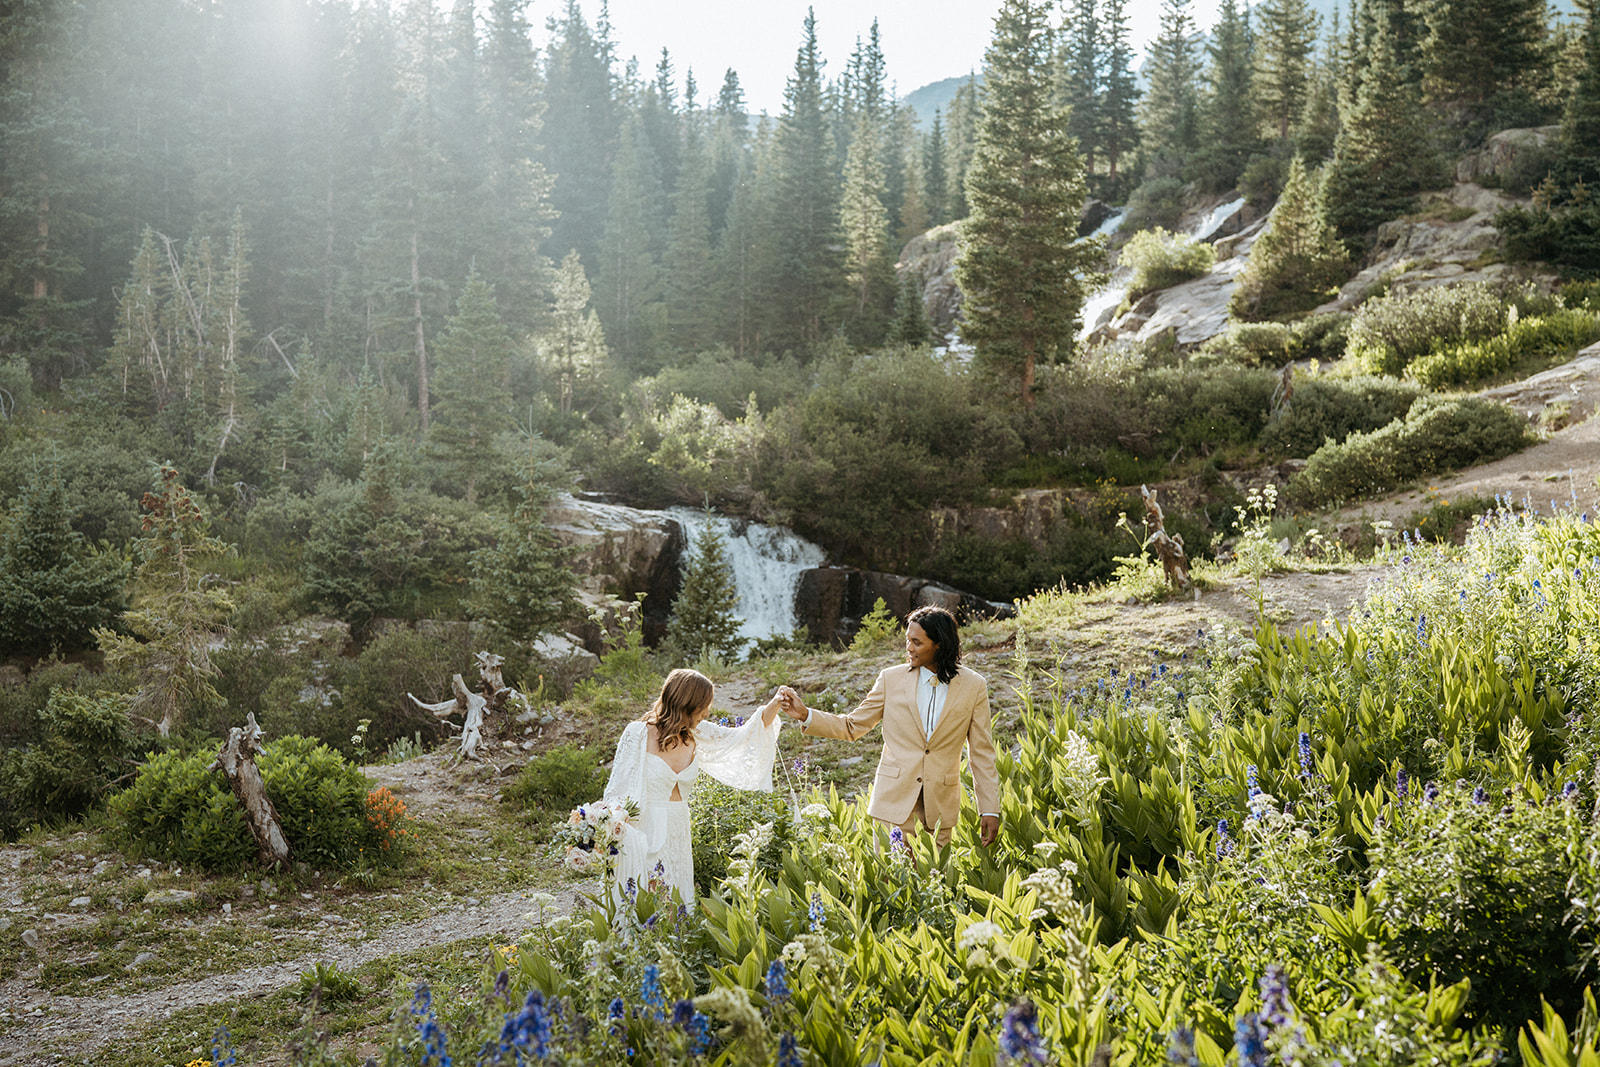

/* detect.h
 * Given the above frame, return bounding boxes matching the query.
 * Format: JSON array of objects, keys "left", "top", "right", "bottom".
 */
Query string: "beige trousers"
[{"left": 878, "top": 790, "right": 953, "bottom": 847}]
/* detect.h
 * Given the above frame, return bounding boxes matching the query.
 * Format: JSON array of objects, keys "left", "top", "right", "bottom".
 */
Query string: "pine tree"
[
  {"left": 956, "top": 0, "right": 1101, "bottom": 406},
  {"left": 538, "top": 250, "right": 609, "bottom": 420},
  {"left": 94, "top": 466, "right": 233, "bottom": 737},
  {"left": 1197, "top": 0, "right": 1261, "bottom": 190},
  {"left": 1142, "top": 0, "right": 1202, "bottom": 163},
  {"left": 1562, "top": 0, "right": 1600, "bottom": 184},
  {"left": 1419, "top": 0, "right": 1549, "bottom": 130},
  {"left": 468, "top": 441, "right": 579, "bottom": 644},
  {"left": 541, "top": 0, "right": 617, "bottom": 270},
  {"left": 429, "top": 272, "right": 515, "bottom": 502},
  {"left": 661, "top": 135, "right": 716, "bottom": 357},
  {"left": 1230, "top": 156, "right": 1348, "bottom": 319},
  {"left": 771, "top": 8, "right": 843, "bottom": 351},
  {"left": 665, "top": 518, "right": 745, "bottom": 663},
  {"left": 0, "top": 464, "right": 129, "bottom": 656},
  {"left": 924, "top": 110, "right": 951, "bottom": 225},
  {"left": 945, "top": 76, "right": 982, "bottom": 218},
  {"left": 713, "top": 122, "right": 779, "bottom": 357},
  {"left": 1255, "top": 0, "right": 1321, "bottom": 142},
  {"left": 839, "top": 111, "right": 896, "bottom": 346},
  {"left": 889, "top": 272, "right": 934, "bottom": 346},
  {"left": 1057, "top": 0, "right": 1102, "bottom": 177},
  {"left": 1100, "top": 0, "right": 1142, "bottom": 184},
  {"left": 1324, "top": 5, "right": 1446, "bottom": 243},
  {"left": 596, "top": 117, "right": 665, "bottom": 374}
]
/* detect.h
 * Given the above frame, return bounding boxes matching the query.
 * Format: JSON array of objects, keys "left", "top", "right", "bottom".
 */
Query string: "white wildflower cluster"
[
  {"left": 799, "top": 803, "right": 832, "bottom": 823},
  {"left": 693, "top": 985, "right": 764, "bottom": 1040},
  {"left": 1021, "top": 860, "right": 1081, "bottom": 920},
  {"left": 726, "top": 820, "right": 776, "bottom": 895},
  {"left": 1062, "top": 731, "right": 1107, "bottom": 794},
  {"left": 781, "top": 933, "right": 841, "bottom": 993}
]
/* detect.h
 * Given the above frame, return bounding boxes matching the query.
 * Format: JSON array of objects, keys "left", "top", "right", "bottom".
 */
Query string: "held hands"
[{"left": 776, "top": 685, "right": 808, "bottom": 722}]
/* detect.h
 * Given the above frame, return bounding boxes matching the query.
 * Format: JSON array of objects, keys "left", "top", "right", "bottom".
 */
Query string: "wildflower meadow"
[{"left": 299, "top": 497, "right": 1600, "bottom": 1065}]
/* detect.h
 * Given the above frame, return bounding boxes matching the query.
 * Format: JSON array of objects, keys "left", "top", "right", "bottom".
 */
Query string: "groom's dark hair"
[{"left": 908, "top": 606, "right": 961, "bottom": 684}]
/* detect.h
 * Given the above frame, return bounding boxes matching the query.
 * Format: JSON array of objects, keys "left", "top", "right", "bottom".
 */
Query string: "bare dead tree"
[
  {"left": 210, "top": 712, "right": 291, "bottom": 867},
  {"left": 1141, "top": 484, "right": 1192, "bottom": 592}
]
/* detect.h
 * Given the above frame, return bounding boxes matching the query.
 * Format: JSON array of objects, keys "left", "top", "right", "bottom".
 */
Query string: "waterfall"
[{"left": 669, "top": 509, "right": 828, "bottom": 646}]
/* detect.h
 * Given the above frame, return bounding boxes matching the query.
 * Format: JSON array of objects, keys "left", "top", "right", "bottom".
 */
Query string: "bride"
[{"left": 602, "top": 668, "right": 784, "bottom": 902}]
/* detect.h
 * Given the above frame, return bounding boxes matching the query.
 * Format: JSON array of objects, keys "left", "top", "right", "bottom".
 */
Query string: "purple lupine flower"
[
  {"left": 1396, "top": 768, "right": 1410, "bottom": 800},
  {"left": 1167, "top": 1026, "right": 1199, "bottom": 1066},
  {"left": 777, "top": 1033, "right": 805, "bottom": 1067},
  {"left": 1297, "top": 733, "right": 1313, "bottom": 778},
  {"left": 499, "top": 989, "right": 551, "bottom": 1060},
  {"left": 1471, "top": 786, "right": 1489, "bottom": 805},
  {"left": 1246, "top": 765, "right": 1261, "bottom": 796},
  {"left": 1216, "top": 819, "right": 1236, "bottom": 859},
  {"left": 1259, "top": 965, "right": 1291, "bottom": 1029},
  {"left": 1233, "top": 1012, "right": 1268, "bottom": 1067},
  {"left": 1416, "top": 614, "right": 1427, "bottom": 643},
  {"left": 1562, "top": 781, "right": 1580, "bottom": 801},
  {"left": 808, "top": 891, "right": 827, "bottom": 932},
  {"left": 766, "top": 959, "right": 792, "bottom": 1003},
  {"left": 998, "top": 1000, "right": 1049, "bottom": 1063}
]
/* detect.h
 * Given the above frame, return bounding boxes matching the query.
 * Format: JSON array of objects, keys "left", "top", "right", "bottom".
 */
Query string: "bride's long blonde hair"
[{"left": 644, "top": 668, "right": 714, "bottom": 751}]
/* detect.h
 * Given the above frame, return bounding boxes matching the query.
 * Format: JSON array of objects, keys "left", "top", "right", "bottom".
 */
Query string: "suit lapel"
[{"left": 926, "top": 670, "right": 970, "bottom": 748}]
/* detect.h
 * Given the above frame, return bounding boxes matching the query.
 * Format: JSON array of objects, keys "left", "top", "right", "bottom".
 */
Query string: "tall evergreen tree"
[
  {"left": 1141, "top": 0, "right": 1202, "bottom": 163},
  {"left": 596, "top": 117, "right": 665, "bottom": 374},
  {"left": 1419, "top": 0, "right": 1550, "bottom": 130},
  {"left": 771, "top": 8, "right": 843, "bottom": 351},
  {"left": 538, "top": 250, "right": 609, "bottom": 421},
  {"left": 1561, "top": 0, "right": 1600, "bottom": 183},
  {"left": 541, "top": 1, "right": 617, "bottom": 270},
  {"left": 714, "top": 121, "right": 778, "bottom": 357},
  {"left": 468, "top": 441, "right": 578, "bottom": 644},
  {"left": 924, "top": 110, "right": 951, "bottom": 225},
  {"left": 957, "top": 0, "right": 1101, "bottom": 405},
  {"left": 1057, "top": 0, "right": 1103, "bottom": 176},
  {"left": 945, "top": 75, "right": 982, "bottom": 218},
  {"left": 1230, "top": 156, "right": 1348, "bottom": 318},
  {"left": 665, "top": 518, "right": 745, "bottom": 663},
  {"left": 0, "top": 464, "right": 129, "bottom": 656},
  {"left": 661, "top": 131, "right": 717, "bottom": 356},
  {"left": 1324, "top": 5, "right": 1446, "bottom": 242},
  {"left": 889, "top": 272, "right": 934, "bottom": 346},
  {"left": 429, "top": 272, "right": 515, "bottom": 502},
  {"left": 1100, "top": 0, "right": 1142, "bottom": 183},
  {"left": 1198, "top": 0, "right": 1261, "bottom": 190},
  {"left": 839, "top": 111, "right": 896, "bottom": 345},
  {"left": 1255, "top": 0, "right": 1321, "bottom": 142}
]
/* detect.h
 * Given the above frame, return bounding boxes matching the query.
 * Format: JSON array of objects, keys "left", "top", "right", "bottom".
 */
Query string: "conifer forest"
[{"left": 4, "top": 0, "right": 1600, "bottom": 1062}]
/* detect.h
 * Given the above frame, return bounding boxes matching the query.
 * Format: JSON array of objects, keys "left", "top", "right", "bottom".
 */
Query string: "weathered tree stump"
[
  {"left": 1141, "top": 484, "right": 1192, "bottom": 592},
  {"left": 408, "top": 651, "right": 521, "bottom": 760},
  {"left": 210, "top": 712, "right": 291, "bottom": 868}
]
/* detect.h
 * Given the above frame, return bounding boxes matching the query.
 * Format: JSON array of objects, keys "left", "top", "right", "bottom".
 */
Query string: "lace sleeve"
[
  {"left": 696, "top": 713, "right": 781, "bottom": 792},
  {"left": 603, "top": 721, "right": 648, "bottom": 803}
]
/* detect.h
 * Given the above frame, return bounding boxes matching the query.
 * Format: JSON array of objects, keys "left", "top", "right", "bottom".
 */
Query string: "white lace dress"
[{"left": 602, "top": 715, "right": 781, "bottom": 902}]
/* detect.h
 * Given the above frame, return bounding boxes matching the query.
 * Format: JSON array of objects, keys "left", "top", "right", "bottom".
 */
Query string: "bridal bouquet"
[{"left": 559, "top": 799, "right": 638, "bottom": 874}]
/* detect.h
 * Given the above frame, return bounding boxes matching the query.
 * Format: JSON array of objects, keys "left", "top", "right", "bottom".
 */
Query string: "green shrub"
[
  {"left": 504, "top": 743, "right": 607, "bottom": 816},
  {"left": 0, "top": 690, "right": 137, "bottom": 838},
  {"left": 1410, "top": 309, "right": 1600, "bottom": 388},
  {"left": 1120, "top": 228, "right": 1216, "bottom": 298},
  {"left": 1561, "top": 279, "right": 1600, "bottom": 309},
  {"left": 1370, "top": 787, "right": 1586, "bottom": 1030},
  {"left": 1258, "top": 375, "right": 1421, "bottom": 458},
  {"left": 1346, "top": 282, "right": 1511, "bottom": 376},
  {"left": 1289, "top": 395, "right": 1532, "bottom": 507},
  {"left": 318, "top": 624, "right": 477, "bottom": 756},
  {"left": 1122, "top": 176, "right": 1187, "bottom": 233},
  {"left": 1194, "top": 323, "right": 1294, "bottom": 367},
  {"left": 687, "top": 774, "right": 792, "bottom": 895},
  {"left": 1289, "top": 313, "right": 1351, "bottom": 362},
  {"left": 109, "top": 734, "right": 381, "bottom": 871}
]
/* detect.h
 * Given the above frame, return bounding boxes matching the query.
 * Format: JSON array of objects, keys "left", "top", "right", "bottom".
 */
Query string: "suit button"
[
  {"left": 924, "top": 748, "right": 930, "bottom": 754},
  {"left": 916, "top": 777, "right": 922, "bottom": 783}
]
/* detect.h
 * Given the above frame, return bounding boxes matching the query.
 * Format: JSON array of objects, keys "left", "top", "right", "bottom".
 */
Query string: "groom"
[{"left": 781, "top": 605, "right": 1001, "bottom": 846}]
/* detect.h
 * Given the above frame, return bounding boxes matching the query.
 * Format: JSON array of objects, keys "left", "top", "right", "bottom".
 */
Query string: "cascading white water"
[{"left": 669, "top": 509, "right": 828, "bottom": 646}]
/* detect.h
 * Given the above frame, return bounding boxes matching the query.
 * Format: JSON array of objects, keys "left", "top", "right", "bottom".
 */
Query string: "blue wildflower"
[
  {"left": 673, "top": 1001, "right": 710, "bottom": 1056},
  {"left": 608, "top": 997, "right": 625, "bottom": 1022},
  {"left": 1297, "top": 733, "right": 1312, "bottom": 778},
  {"left": 639, "top": 964, "right": 664, "bottom": 1015},
  {"left": 1246, "top": 764, "right": 1261, "bottom": 797},
  {"left": 808, "top": 891, "right": 827, "bottom": 932},
  {"left": 734, "top": 716, "right": 745, "bottom": 726},
  {"left": 1416, "top": 614, "right": 1427, "bottom": 643},
  {"left": 766, "top": 958, "right": 792, "bottom": 1004},
  {"left": 1233, "top": 1012, "right": 1268, "bottom": 1067},
  {"left": 411, "top": 985, "right": 451, "bottom": 1067},
  {"left": 1563, "top": 781, "right": 1580, "bottom": 802},
  {"left": 1396, "top": 767, "right": 1409, "bottom": 800},
  {"left": 998, "top": 1000, "right": 1049, "bottom": 1063},
  {"left": 499, "top": 989, "right": 552, "bottom": 1061},
  {"left": 889, "top": 826, "right": 907, "bottom": 853},
  {"left": 1259, "top": 965, "right": 1291, "bottom": 1029},
  {"left": 1216, "top": 819, "right": 1236, "bottom": 859},
  {"left": 211, "top": 1027, "right": 238, "bottom": 1067},
  {"left": 1166, "top": 1026, "right": 1200, "bottom": 1066},
  {"left": 671, "top": 998, "right": 696, "bottom": 1028},
  {"left": 777, "top": 1032, "right": 804, "bottom": 1067},
  {"left": 1471, "top": 786, "right": 1489, "bottom": 805}
]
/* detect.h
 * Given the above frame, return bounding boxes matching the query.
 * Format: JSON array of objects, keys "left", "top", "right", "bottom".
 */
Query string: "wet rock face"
[
  {"left": 794, "top": 567, "right": 1014, "bottom": 649},
  {"left": 544, "top": 494, "right": 686, "bottom": 646}
]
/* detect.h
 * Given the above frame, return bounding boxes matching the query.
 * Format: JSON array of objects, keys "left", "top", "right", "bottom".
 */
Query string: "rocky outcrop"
[
  {"left": 1477, "top": 341, "right": 1600, "bottom": 423},
  {"left": 1317, "top": 182, "right": 1558, "bottom": 314},
  {"left": 544, "top": 494, "right": 686, "bottom": 646},
  {"left": 1456, "top": 126, "right": 1560, "bottom": 185},
  {"left": 897, "top": 223, "right": 964, "bottom": 337},
  {"left": 794, "top": 567, "right": 1014, "bottom": 648}
]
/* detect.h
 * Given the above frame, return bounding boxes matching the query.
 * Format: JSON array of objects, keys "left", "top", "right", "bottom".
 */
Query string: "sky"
[{"left": 591, "top": 0, "right": 1223, "bottom": 115}]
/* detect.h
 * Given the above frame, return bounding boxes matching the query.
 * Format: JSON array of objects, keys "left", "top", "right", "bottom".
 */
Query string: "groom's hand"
[
  {"left": 978, "top": 814, "right": 1000, "bottom": 847},
  {"left": 778, "top": 686, "right": 807, "bottom": 721}
]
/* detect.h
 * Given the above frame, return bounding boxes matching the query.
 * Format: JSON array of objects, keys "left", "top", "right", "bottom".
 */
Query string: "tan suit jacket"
[{"left": 801, "top": 663, "right": 999, "bottom": 833}]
